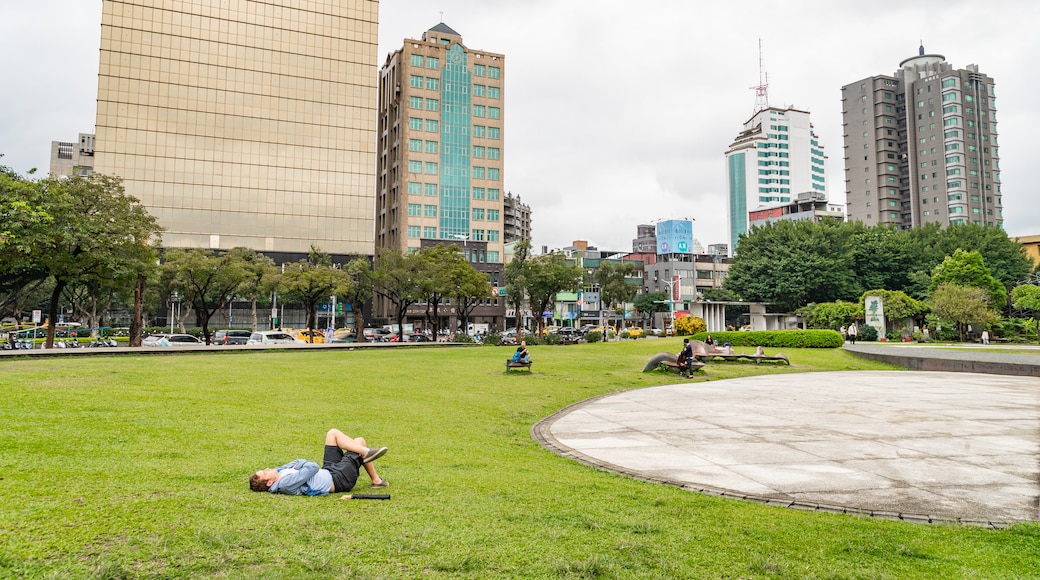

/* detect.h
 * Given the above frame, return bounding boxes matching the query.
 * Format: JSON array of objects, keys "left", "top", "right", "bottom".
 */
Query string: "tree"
[
  {"left": 797, "top": 301, "right": 863, "bottom": 330},
  {"left": 164, "top": 248, "right": 248, "bottom": 345},
  {"left": 450, "top": 259, "right": 493, "bottom": 335},
  {"left": 1011, "top": 284, "right": 1040, "bottom": 344},
  {"left": 523, "top": 252, "right": 583, "bottom": 336},
  {"left": 633, "top": 291, "right": 668, "bottom": 327},
  {"left": 373, "top": 248, "right": 424, "bottom": 342},
  {"left": 929, "top": 283, "right": 999, "bottom": 342},
  {"left": 340, "top": 257, "right": 374, "bottom": 342},
  {"left": 928, "top": 249, "right": 1007, "bottom": 309},
  {"left": 595, "top": 261, "right": 638, "bottom": 337},
  {"left": 3, "top": 174, "right": 161, "bottom": 347},
  {"left": 503, "top": 240, "right": 531, "bottom": 335},
  {"left": 412, "top": 244, "right": 460, "bottom": 338},
  {"left": 278, "top": 247, "right": 352, "bottom": 341},
  {"left": 932, "top": 223, "right": 1033, "bottom": 289},
  {"left": 230, "top": 247, "right": 276, "bottom": 331}
]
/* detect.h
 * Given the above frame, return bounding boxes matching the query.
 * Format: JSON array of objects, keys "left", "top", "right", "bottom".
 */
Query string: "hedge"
[{"left": 691, "top": 329, "right": 843, "bottom": 348}]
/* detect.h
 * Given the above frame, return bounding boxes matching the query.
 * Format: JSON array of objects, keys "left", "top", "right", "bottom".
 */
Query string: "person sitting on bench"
[{"left": 512, "top": 341, "right": 531, "bottom": 364}]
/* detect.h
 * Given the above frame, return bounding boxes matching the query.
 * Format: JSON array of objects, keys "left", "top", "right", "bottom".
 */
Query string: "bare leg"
[
  {"left": 325, "top": 428, "right": 370, "bottom": 456},
  {"left": 363, "top": 462, "right": 384, "bottom": 485}
]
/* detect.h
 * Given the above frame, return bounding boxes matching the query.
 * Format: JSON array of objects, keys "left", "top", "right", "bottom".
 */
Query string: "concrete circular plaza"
[{"left": 534, "top": 370, "right": 1040, "bottom": 527}]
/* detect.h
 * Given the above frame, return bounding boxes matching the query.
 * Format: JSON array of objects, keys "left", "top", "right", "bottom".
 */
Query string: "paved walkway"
[
  {"left": 844, "top": 342, "right": 1040, "bottom": 376},
  {"left": 534, "top": 370, "right": 1040, "bottom": 527}
]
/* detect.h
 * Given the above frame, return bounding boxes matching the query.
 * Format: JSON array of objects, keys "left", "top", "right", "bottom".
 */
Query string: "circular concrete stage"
[{"left": 534, "top": 371, "right": 1040, "bottom": 527}]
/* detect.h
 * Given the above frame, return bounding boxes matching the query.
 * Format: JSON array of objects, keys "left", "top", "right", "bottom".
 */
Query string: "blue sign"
[{"left": 656, "top": 219, "right": 694, "bottom": 255}]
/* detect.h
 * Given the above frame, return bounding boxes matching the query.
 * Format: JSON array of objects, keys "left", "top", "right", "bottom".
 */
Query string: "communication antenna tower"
[{"left": 751, "top": 38, "right": 770, "bottom": 115}]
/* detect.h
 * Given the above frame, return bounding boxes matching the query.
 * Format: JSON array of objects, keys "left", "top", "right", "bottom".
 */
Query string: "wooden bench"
[
  {"left": 696, "top": 353, "right": 789, "bottom": 365},
  {"left": 642, "top": 352, "right": 704, "bottom": 375},
  {"left": 505, "top": 359, "right": 532, "bottom": 372},
  {"left": 661, "top": 360, "right": 705, "bottom": 375}
]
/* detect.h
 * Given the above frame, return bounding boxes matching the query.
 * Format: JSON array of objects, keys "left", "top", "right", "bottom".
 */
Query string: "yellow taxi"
[
  {"left": 624, "top": 326, "right": 644, "bottom": 338},
  {"left": 289, "top": 329, "right": 326, "bottom": 344}
]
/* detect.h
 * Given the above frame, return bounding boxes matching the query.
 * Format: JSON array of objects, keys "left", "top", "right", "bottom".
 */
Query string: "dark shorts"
[{"left": 322, "top": 445, "right": 362, "bottom": 493}]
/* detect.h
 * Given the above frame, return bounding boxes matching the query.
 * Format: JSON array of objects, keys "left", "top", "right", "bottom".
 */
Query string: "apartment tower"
[
  {"left": 724, "top": 106, "right": 828, "bottom": 254},
  {"left": 841, "top": 46, "right": 1001, "bottom": 228},
  {"left": 93, "top": 0, "right": 379, "bottom": 257}
]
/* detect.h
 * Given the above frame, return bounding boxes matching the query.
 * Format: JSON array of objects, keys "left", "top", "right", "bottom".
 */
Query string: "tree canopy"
[
  {"left": 278, "top": 247, "right": 352, "bottom": 339},
  {"left": 927, "top": 249, "right": 1007, "bottom": 308}
]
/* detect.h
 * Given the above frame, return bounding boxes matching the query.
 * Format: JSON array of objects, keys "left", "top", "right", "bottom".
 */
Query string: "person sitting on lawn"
[
  {"left": 249, "top": 428, "right": 388, "bottom": 495},
  {"left": 512, "top": 341, "right": 531, "bottom": 364}
]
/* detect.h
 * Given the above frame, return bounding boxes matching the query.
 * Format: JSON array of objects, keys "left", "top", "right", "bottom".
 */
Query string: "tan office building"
[{"left": 93, "top": 0, "right": 379, "bottom": 256}]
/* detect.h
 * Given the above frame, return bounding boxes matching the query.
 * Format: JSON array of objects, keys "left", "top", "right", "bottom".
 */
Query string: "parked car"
[
  {"left": 557, "top": 328, "right": 583, "bottom": 342},
  {"left": 289, "top": 329, "right": 326, "bottom": 344},
  {"left": 247, "top": 331, "right": 305, "bottom": 345},
  {"left": 624, "top": 327, "right": 645, "bottom": 338},
  {"left": 363, "top": 328, "right": 393, "bottom": 342},
  {"left": 327, "top": 329, "right": 357, "bottom": 343},
  {"left": 142, "top": 333, "right": 202, "bottom": 347},
  {"left": 213, "top": 329, "right": 251, "bottom": 345}
]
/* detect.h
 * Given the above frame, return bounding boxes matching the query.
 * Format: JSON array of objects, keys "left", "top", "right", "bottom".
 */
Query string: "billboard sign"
[{"left": 655, "top": 219, "right": 694, "bottom": 255}]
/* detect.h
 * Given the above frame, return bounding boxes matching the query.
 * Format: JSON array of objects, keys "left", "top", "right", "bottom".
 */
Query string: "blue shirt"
[{"left": 268, "top": 459, "right": 333, "bottom": 496}]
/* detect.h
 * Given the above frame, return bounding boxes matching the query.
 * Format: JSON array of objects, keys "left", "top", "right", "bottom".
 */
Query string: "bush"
[
  {"left": 483, "top": 332, "right": 503, "bottom": 346},
  {"left": 453, "top": 333, "right": 474, "bottom": 343},
  {"left": 542, "top": 333, "right": 563, "bottom": 345},
  {"left": 692, "top": 329, "right": 843, "bottom": 348},
  {"left": 674, "top": 316, "right": 706, "bottom": 336},
  {"left": 585, "top": 331, "right": 602, "bottom": 344},
  {"left": 857, "top": 325, "right": 879, "bottom": 342},
  {"left": 620, "top": 330, "right": 630, "bottom": 339},
  {"left": 522, "top": 335, "right": 540, "bottom": 346}
]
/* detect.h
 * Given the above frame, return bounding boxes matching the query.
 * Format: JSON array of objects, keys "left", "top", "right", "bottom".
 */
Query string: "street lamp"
[
  {"left": 452, "top": 233, "right": 470, "bottom": 262},
  {"left": 169, "top": 291, "right": 179, "bottom": 334}
]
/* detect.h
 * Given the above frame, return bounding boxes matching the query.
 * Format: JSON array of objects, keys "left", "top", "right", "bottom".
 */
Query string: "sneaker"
[
  {"left": 362, "top": 446, "right": 388, "bottom": 464},
  {"left": 371, "top": 479, "right": 389, "bottom": 489}
]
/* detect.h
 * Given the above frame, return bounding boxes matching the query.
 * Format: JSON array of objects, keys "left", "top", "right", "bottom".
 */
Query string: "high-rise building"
[
  {"left": 375, "top": 23, "right": 507, "bottom": 328},
  {"left": 841, "top": 47, "right": 1001, "bottom": 228},
  {"left": 502, "top": 191, "right": 531, "bottom": 242},
  {"left": 376, "top": 23, "right": 505, "bottom": 263},
  {"left": 724, "top": 106, "right": 828, "bottom": 253},
  {"left": 93, "top": 0, "right": 379, "bottom": 257},
  {"left": 49, "top": 133, "right": 95, "bottom": 177}
]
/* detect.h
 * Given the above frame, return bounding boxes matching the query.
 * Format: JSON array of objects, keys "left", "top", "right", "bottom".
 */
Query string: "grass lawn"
[{"left": 1, "top": 340, "right": 1038, "bottom": 578}]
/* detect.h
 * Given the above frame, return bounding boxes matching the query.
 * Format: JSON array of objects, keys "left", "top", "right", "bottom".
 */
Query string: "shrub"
[
  {"left": 522, "top": 335, "right": 540, "bottom": 346},
  {"left": 585, "top": 331, "right": 602, "bottom": 344},
  {"left": 542, "top": 333, "right": 562, "bottom": 345},
  {"left": 453, "top": 333, "right": 475, "bottom": 343},
  {"left": 691, "top": 329, "right": 842, "bottom": 348},
  {"left": 674, "top": 316, "right": 706, "bottom": 336},
  {"left": 483, "top": 332, "right": 503, "bottom": 346},
  {"left": 620, "top": 330, "right": 630, "bottom": 339},
  {"left": 857, "top": 325, "right": 879, "bottom": 342}
]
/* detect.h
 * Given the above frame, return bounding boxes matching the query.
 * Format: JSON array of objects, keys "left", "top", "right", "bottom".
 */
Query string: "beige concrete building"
[
  {"left": 376, "top": 23, "right": 505, "bottom": 263},
  {"left": 502, "top": 191, "right": 530, "bottom": 243},
  {"left": 49, "top": 133, "right": 95, "bottom": 177},
  {"left": 93, "top": 0, "right": 379, "bottom": 256}
]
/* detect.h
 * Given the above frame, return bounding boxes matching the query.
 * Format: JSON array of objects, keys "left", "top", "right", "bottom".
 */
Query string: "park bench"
[
  {"left": 693, "top": 343, "right": 790, "bottom": 365},
  {"left": 642, "top": 352, "right": 704, "bottom": 375},
  {"left": 505, "top": 359, "right": 532, "bottom": 372}
]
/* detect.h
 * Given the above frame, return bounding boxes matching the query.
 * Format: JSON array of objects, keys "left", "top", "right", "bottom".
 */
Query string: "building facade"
[
  {"left": 93, "top": 0, "right": 379, "bottom": 256},
  {"left": 49, "top": 133, "right": 95, "bottom": 177},
  {"left": 724, "top": 106, "right": 827, "bottom": 253},
  {"left": 841, "top": 47, "right": 1001, "bottom": 228},
  {"left": 375, "top": 23, "right": 507, "bottom": 329},
  {"left": 502, "top": 191, "right": 531, "bottom": 242},
  {"left": 748, "top": 191, "right": 845, "bottom": 229}
]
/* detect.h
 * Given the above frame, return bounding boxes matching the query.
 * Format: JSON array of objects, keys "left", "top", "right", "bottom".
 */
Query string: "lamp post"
[{"left": 169, "top": 291, "right": 179, "bottom": 334}]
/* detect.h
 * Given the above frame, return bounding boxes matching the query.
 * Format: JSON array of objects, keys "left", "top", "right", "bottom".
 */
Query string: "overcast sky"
[{"left": 2, "top": 1, "right": 1036, "bottom": 254}]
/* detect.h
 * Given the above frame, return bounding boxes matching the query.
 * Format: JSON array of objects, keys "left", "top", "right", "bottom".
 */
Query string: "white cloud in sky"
[{"left": 2, "top": 1, "right": 1037, "bottom": 254}]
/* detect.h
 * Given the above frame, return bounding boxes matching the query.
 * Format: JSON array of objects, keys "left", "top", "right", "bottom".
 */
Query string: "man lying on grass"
[{"left": 249, "top": 428, "right": 388, "bottom": 495}]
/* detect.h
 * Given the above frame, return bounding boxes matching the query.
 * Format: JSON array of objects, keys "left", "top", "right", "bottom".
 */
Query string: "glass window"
[
  {"left": 409, "top": 96, "right": 423, "bottom": 109},
  {"left": 488, "top": 66, "right": 501, "bottom": 79},
  {"left": 471, "top": 229, "right": 485, "bottom": 241},
  {"left": 473, "top": 105, "right": 486, "bottom": 117},
  {"left": 424, "top": 183, "right": 438, "bottom": 196},
  {"left": 423, "top": 226, "right": 437, "bottom": 238},
  {"left": 472, "top": 84, "right": 486, "bottom": 97},
  {"left": 409, "top": 117, "right": 424, "bottom": 130},
  {"left": 472, "top": 208, "right": 485, "bottom": 220},
  {"left": 408, "top": 139, "right": 423, "bottom": 152},
  {"left": 488, "top": 251, "right": 499, "bottom": 262},
  {"left": 488, "top": 107, "right": 501, "bottom": 119},
  {"left": 473, "top": 64, "right": 486, "bottom": 76},
  {"left": 472, "top": 146, "right": 485, "bottom": 158},
  {"left": 487, "top": 209, "right": 499, "bottom": 221},
  {"left": 472, "top": 167, "right": 485, "bottom": 179},
  {"left": 407, "top": 203, "right": 421, "bottom": 216},
  {"left": 409, "top": 75, "right": 424, "bottom": 88},
  {"left": 408, "top": 160, "right": 422, "bottom": 173},
  {"left": 425, "top": 77, "right": 439, "bottom": 90},
  {"left": 488, "top": 127, "right": 500, "bottom": 139},
  {"left": 425, "top": 141, "right": 438, "bottom": 153},
  {"left": 407, "top": 225, "right": 421, "bottom": 238},
  {"left": 424, "top": 162, "right": 438, "bottom": 174},
  {"left": 425, "top": 119, "right": 439, "bottom": 132},
  {"left": 472, "top": 125, "right": 485, "bottom": 137},
  {"left": 424, "top": 205, "right": 437, "bottom": 217},
  {"left": 410, "top": 54, "right": 424, "bottom": 67},
  {"left": 487, "top": 147, "right": 500, "bottom": 159},
  {"left": 488, "top": 230, "right": 500, "bottom": 242},
  {"left": 472, "top": 187, "right": 485, "bottom": 199},
  {"left": 425, "top": 99, "right": 439, "bottom": 111},
  {"left": 488, "top": 86, "right": 500, "bottom": 99},
  {"left": 488, "top": 168, "right": 500, "bottom": 180},
  {"left": 408, "top": 182, "right": 422, "bottom": 195},
  {"left": 425, "top": 56, "right": 439, "bottom": 69}
]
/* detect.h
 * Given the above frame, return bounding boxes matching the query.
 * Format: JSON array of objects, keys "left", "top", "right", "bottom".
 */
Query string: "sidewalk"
[{"left": 843, "top": 342, "right": 1040, "bottom": 377}]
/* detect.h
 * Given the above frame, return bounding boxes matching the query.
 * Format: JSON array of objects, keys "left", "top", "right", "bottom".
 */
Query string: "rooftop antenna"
[
  {"left": 751, "top": 38, "right": 770, "bottom": 115},
  {"left": 439, "top": 11, "right": 444, "bottom": 22}
]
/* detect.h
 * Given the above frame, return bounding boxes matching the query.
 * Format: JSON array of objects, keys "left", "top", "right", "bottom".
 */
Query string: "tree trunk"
[
  {"left": 46, "top": 280, "right": 66, "bottom": 349},
  {"left": 251, "top": 297, "right": 258, "bottom": 331},
  {"left": 129, "top": 274, "right": 145, "bottom": 347}
]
